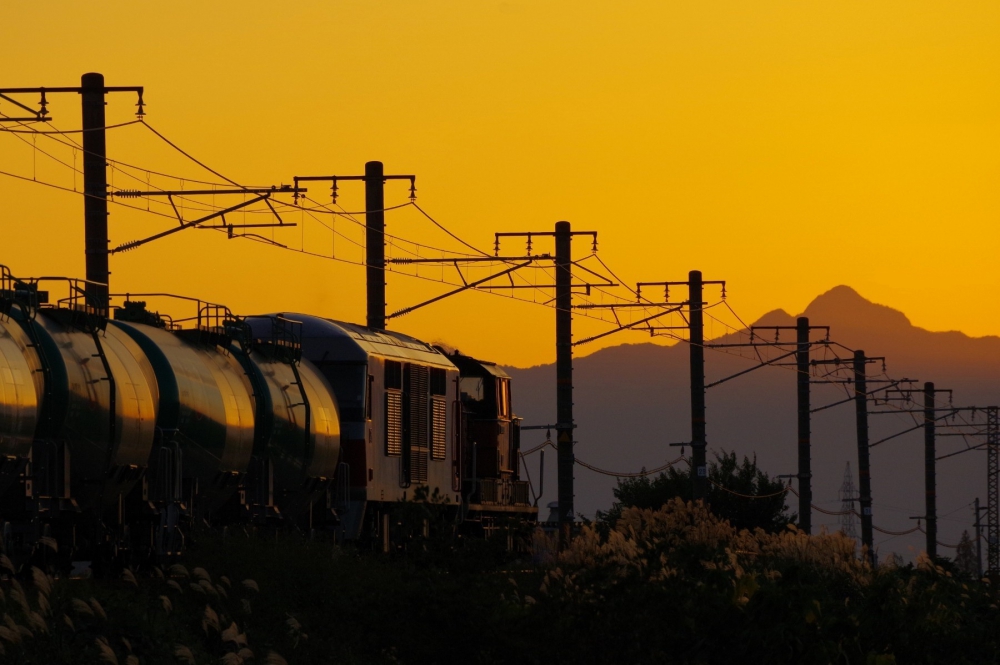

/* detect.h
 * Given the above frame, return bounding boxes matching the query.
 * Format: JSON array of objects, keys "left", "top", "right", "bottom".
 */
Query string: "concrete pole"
[
  {"left": 365, "top": 161, "right": 386, "bottom": 330},
  {"left": 81, "top": 72, "right": 109, "bottom": 310}
]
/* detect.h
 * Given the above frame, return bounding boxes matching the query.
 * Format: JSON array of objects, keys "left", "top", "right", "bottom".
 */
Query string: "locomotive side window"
[
  {"left": 430, "top": 367, "right": 447, "bottom": 396},
  {"left": 384, "top": 360, "right": 402, "bottom": 390},
  {"left": 497, "top": 378, "right": 510, "bottom": 418},
  {"left": 366, "top": 374, "right": 374, "bottom": 420}
]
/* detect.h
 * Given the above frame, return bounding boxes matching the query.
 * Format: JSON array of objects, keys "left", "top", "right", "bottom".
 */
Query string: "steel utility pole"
[
  {"left": 854, "top": 350, "right": 876, "bottom": 564},
  {"left": 0, "top": 73, "right": 144, "bottom": 309},
  {"left": 293, "top": 165, "right": 416, "bottom": 331}
]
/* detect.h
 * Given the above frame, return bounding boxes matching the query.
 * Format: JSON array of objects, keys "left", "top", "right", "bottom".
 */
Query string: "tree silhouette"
[{"left": 598, "top": 450, "right": 794, "bottom": 533}]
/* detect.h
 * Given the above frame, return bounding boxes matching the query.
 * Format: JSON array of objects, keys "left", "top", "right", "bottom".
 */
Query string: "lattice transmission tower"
[{"left": 840, "top": 462, "right": 858, "bottom": 540}]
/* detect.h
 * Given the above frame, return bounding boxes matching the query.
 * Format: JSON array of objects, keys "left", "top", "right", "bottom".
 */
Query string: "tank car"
[
  {"left": 110, "top": 299, "right": 342, "bottom": 549},
  {"left": 0, "top": 273, "right": 156, "bottom": 560}
]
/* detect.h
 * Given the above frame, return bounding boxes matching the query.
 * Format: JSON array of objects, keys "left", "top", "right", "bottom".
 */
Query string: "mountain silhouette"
[{"left": 507, "top": 286, "right": 999, "bottom": 560}]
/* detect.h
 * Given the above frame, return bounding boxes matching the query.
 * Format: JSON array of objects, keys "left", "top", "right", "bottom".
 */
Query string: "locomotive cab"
[{"left": 444, "top": 350, "right": 533, "bottom": 513}]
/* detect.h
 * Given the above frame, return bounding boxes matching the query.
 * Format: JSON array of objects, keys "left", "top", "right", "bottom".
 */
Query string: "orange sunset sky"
[{"left": 1, "top": 1, "right": 997, "bottom": 368}]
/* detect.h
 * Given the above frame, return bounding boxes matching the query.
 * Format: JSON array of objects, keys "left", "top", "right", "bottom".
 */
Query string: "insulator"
[
  {"left": 115, "top": 189, "right": 143, "bottom": 198},
  {"left": 135, "top": 92, "right": 145, "bottom": 118}
]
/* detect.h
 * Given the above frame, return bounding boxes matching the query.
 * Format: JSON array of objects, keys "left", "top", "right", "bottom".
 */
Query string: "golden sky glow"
[{"left": 1, "top": 1, "right": 998, "bottom": 367}]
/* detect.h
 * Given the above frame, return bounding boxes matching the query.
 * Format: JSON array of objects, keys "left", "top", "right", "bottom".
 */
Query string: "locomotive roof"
[
  {"left": 256, "top": 313, "right": 456, "bottom": 369},
  {"left": 440, "top": 349, "right": 511, "bottom": 379}
]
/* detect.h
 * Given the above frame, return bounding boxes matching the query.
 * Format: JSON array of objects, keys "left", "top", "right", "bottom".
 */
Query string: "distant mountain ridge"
[{"left": 507, "top": 286, "right": 1000, "bottom": 559}]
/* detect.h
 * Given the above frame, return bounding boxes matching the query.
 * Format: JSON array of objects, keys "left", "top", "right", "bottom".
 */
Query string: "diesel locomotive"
[{"left": 0, "top": 264, "right": 535, "bottom": 566}]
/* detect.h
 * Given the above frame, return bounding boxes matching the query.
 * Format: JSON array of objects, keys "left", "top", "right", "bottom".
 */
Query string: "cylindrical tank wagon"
[
  {"left": 0, "top": 264, "right": 536, "bottom": 564},
  {"left": 1, "top": 277, "right": 156, "bottom": 529}
]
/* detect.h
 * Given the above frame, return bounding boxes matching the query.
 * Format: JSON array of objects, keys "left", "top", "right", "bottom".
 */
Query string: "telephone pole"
[
  {"left": 0, "top": 73, "right": 144, "bottom": 309},
  {"left": 293, "top": 165, "right": 416, "bottom": 331}
]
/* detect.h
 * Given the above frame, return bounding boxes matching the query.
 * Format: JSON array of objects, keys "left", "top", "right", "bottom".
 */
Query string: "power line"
[{"left": 0, "top": 119, "right": 142, "bottom": 134}]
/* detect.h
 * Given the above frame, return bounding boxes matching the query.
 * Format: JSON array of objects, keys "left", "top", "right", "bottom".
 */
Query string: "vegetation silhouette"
[
  {"left": 2, "top": 485, "right": 999, "bottom": 664},
  {"left": 598, "top": 449, "right": 794, "bottom": 533}
]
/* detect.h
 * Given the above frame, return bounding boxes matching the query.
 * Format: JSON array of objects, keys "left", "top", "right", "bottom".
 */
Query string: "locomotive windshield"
[
  {"left": 319, "top": 363, "right": 367, "bottom": 422},
  {"left": 460, "top": 376, "right": 484, "bottom": 402}
]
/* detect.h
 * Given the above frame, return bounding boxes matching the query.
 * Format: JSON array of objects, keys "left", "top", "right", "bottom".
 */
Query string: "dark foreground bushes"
[{"left": 2, "top": 501, "right": 998, "bottom": 664}]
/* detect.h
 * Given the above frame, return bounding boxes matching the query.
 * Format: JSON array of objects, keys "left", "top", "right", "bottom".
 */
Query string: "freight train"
[{"left": 0, "top": 265, "right": 535, "bottom": 567}]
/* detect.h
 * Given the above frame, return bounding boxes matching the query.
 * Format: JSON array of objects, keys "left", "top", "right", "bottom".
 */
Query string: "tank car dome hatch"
[{"left": 110, "top": 319, "right": 255, "bottom": 514}]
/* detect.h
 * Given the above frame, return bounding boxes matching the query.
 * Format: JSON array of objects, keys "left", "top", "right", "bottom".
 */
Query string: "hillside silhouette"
[{"left": 508, "top": 286, "right": 1000, "bottom": 560}]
